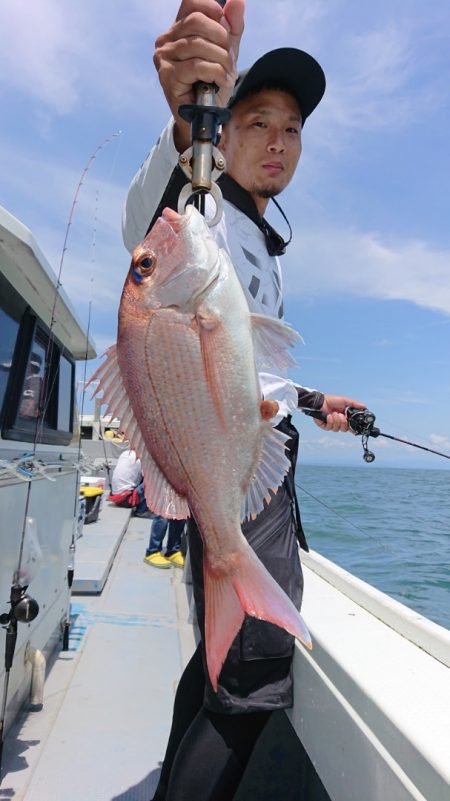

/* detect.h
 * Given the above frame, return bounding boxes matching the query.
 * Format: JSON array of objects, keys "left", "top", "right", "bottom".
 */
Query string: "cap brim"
[{"left": 228, "top": 48, "right": 325, "bottom": 126}]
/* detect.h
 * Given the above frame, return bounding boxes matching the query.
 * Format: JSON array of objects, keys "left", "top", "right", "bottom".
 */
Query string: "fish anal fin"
[{"left": 140, "top": 449, "right": 190, "bottom": 520}]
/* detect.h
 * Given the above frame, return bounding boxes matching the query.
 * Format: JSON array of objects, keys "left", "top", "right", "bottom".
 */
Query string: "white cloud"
[
  {"left": 322, "top": 23, "right": 416, "bottom": 137},
  {"left": 430, "top": 434, "right": 450, "bottom": 450},
  {"left": 285, "top": 224, "right": 450, "bottom": 315},
  {"left": 0, "top": 0, "right": 165, "bottom": 116}
]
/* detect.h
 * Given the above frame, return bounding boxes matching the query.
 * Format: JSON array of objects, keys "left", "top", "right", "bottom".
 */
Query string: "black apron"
[{"left": 188, "top": 416, "right": 308, "bottom": 713}]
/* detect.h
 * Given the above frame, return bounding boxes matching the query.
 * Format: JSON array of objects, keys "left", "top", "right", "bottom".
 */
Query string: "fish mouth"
[
  {"left": 161, "top": 206, "right": 191, "bottom": 233},
  {"left": 158, "top": 205, "right": 220, "bottom": 303}
]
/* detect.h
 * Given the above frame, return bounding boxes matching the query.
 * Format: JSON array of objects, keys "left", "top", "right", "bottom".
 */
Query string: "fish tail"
[{"left": 204, "top": 542, "right": 312, "bottom": 691}]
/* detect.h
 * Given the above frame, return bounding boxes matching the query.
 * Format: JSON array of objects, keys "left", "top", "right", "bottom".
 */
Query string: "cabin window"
[
  {"left": 2, "top": 313, "right": 75, "bottom": 446},
  {"left": 0, "top": 274, "right": 23, "bottom": 418}
]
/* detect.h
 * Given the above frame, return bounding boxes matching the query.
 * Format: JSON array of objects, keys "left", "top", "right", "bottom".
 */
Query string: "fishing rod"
[
  {"left": 177, "top": 0, "right": 229, "bottom": 225},
  {"left": 0, "top": 585, "right": 39, "bottom": 781},
  {"left": 62, "top": 281, "right": 96, "bottom": 652},
  {"left": 302, "top": 406, "right": 450, "bottom": 464}
]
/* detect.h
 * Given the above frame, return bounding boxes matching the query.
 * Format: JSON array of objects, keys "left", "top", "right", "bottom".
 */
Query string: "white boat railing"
[{"left": 289, "top": 549, "right": 450, "bottom": 801}]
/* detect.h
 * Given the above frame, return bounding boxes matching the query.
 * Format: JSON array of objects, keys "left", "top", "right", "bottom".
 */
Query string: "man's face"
[{"left": 219, "top": 88, "right": 302, "bottom": 214}]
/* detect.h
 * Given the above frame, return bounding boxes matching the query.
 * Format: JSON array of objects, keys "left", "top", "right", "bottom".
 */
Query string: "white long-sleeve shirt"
[{"left": 122, "top": 119, "right": 322, "bottom": 421}]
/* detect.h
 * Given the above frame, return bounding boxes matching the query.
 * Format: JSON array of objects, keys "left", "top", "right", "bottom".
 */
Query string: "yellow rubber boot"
[
  {"left": 166, "top": 551, "right": 185, "bottom": 569},
  {"left": 143, "top": 551, "right": 171, "bottom": 569}
]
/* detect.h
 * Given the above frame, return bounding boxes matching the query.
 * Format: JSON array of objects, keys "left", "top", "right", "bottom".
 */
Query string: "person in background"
[
  {"left": 144, "top": 517, "right": 186, "bottom": 569},
  {"left": 110, "top": 450, "right": 185, "bottom": 567},
  {"left": 109, "top": 448, "right": 150, "bottom": 517}
]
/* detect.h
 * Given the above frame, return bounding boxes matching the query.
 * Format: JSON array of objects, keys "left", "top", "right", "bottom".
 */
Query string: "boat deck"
[
  {"left": 0, "top": 505, "right": 196, "bottom": 801},
  {"left": 1, "top": 505, "right": 310, "bottom": 801}
]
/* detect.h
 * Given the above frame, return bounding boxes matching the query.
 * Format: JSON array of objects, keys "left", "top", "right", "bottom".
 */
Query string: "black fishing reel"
[
  {"left": 0, "top": 584, "right": 39, "bottom": 627},
  {"left": 346, "top": 407, "right": 379, "bottom": 463}
]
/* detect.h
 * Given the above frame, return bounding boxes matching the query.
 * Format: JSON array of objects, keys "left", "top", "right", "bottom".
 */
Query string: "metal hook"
[{"left": 177, "top": 181, "right": 224, "bottom": 227}]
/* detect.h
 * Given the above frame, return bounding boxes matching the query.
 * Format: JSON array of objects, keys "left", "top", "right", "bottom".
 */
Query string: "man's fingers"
[
  {"left": 157, "top": 56, "right": 235, "bottom": 103},
  {"left": 314, "top": 413, "right": 349, "bottom": 433},
  {"left": 223, "top": 0, "right": 245, "bottom": 59},
  {"left": 154, "top": 13, "right": 235, "bottom": 83},
  {"left": 157, "top": 11, "right": 230, "bottom": 50},
  {"left": 156, "top": 34, "right": 234, "bottom": 74},
  {"left": 176, "top": 0, "right": 226, "bottom": 24}
]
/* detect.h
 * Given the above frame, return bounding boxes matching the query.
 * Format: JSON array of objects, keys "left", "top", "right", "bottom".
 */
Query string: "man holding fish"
[{"left": 118, "top": 1, "right": 366, "bottom": 798}]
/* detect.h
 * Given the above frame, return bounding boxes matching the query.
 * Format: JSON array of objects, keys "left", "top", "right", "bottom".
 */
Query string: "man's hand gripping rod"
[{"left": 177, "top": 0, "right": 230, "bottom": 225}]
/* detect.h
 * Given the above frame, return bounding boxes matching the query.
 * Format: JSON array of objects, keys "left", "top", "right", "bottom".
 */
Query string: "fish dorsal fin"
[
  {"left": 250, "top": 313, "right": 302, "bottom": 371},
  {"left": 241, "top": 423, "right": 291, "bottom": 521},
  {"left": 88, "top": 345, "right": 190, "bottom": 519}
]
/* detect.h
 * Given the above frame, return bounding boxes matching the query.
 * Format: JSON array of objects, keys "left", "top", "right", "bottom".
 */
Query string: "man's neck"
[{"left": 219, "top": 174, "right": 266, "bottom": 221}]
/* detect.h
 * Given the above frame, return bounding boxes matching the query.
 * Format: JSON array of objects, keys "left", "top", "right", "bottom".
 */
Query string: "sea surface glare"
[{"left": 296, "top": 464, "right": 450, "bottom": 630}]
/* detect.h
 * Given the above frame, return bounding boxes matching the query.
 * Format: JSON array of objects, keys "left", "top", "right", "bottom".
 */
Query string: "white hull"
[
  {"left": 290, "top": 551, "right": 450, "bottom": 801},
  {"left": 0, "top": 469, "right": 79, "bottom": 732},
  {"left": 0, "top": 205, "right": 96, "bottom": 745}
]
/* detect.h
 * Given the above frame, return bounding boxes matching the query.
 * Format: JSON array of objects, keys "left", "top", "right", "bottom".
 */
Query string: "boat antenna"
[{"left": 301, "top": 407, "right": 450, "bottom": 464}]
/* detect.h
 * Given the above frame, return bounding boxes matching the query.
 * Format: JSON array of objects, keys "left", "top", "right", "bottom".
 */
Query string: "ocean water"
[{"left": 295, "top": 464, "right": 450, "bottom": 631}]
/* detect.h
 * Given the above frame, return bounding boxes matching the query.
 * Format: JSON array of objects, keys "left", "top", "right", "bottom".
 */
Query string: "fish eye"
[{"left": 135, "top": 253, "right": 157, "bottom": 276}]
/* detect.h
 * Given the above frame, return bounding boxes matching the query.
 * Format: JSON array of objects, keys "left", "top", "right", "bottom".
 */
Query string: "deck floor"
[
  {"left": 1, "top": 511, "right": 196, "bottom": 801},
  {"left": 0, "top": 504, "right": 333, "bottom": 801}
]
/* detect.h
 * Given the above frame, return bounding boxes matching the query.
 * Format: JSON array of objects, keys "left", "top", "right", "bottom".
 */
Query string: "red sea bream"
[{"left": 91, "top": 205, "right": 312, "bottom": 688}]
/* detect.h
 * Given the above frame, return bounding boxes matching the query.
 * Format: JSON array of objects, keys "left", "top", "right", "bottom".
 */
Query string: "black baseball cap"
[{"left": 228, "top": 47, "right": 326, "bottom": 127}]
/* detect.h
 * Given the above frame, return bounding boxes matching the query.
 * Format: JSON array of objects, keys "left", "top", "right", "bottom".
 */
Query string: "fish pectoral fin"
[
  {"left": 241, "top": 424, "right": 291, "bottom": 521},
  {"left": 250, "top": 314, "right": 303, "bottom": 371},
  {"left": 204, "top": 541, "right": 312, "bottom": 692},
  {"left": 87, "top": 344, "right": 190, "bottom": 519}
]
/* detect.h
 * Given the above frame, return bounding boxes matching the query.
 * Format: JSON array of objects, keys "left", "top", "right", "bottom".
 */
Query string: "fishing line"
[
  {"left": 106, "top": 130, "right": 123, "bottom": 183},
  {"left": 295, "top": 480, "right": 395, "bottom": 554}
]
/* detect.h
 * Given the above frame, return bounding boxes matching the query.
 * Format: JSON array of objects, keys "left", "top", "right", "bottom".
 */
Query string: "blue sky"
[{"left": 1, "top": 0, "right": 449, "bottom": 469}]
